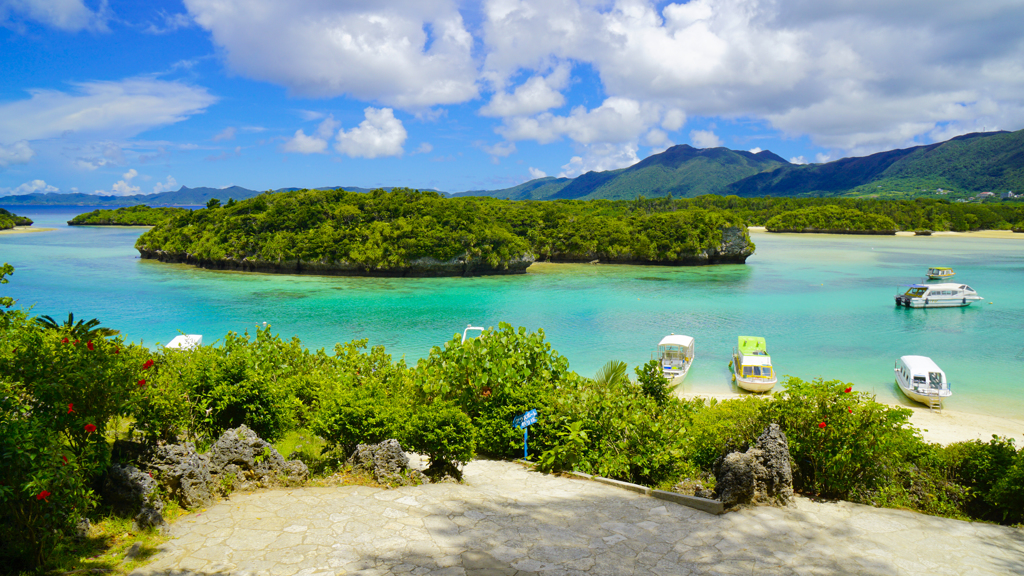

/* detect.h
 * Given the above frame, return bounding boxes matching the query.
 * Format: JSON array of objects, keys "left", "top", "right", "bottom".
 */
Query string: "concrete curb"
[
  {"left": 593, "top": 476, "right": 652, "bottom": 495},
  {"left": 651, "top": 490, "right": 724, "bottom": 515}
]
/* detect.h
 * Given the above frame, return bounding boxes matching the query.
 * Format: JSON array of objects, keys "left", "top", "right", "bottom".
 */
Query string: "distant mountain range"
[{"left": 2, "top": 129, "right": 1020, "bottom": 206}]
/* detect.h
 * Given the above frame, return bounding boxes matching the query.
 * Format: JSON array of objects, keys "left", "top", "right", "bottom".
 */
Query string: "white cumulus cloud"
[
  {"left": 184, "top": 0, "right": 478, "bottom": 108},
  {"left": 528, "top": 166, "right": 547, "bottom": 179},
  {"left": 0, "top": 77, "right": 217, "bottom": 142},
  {"left": 690, "top": 129, "right": 722, "bottom": 148},
  {"left": 0, "top": 141, "right": 35, "bottom": 167},
  {"left": 282, "top": 116, "right": 341, "bottom": 155},
  {"left": 498, "top": 97, "right": 667, "bottom": 145},
  {"left": 106, "top": 168, "right": 140, "bottom": 196},
  {"left": 559, "top": 142, "right": 640, "bottom": 178},
  {"left": 334, "top": 108, "right": 407, "bottom": 158},
  {"left": 0, "top": 179, "right": 58, "bottom": 196},
  {"left": 153, "top": 175, "right": 178, "bottom": 193},
  {"left": 480, "top": 64, "right": 571, "bottom": 118},
  {"left": 1, "top": 0, "right": 109, "bottom": 32}
]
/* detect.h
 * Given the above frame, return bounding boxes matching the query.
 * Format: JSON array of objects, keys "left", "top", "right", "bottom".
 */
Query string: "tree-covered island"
[
  {"left": 136, "top": 188, "right": 755, "bottom": 277},
  {"left": 68, "top": 205, "right": 188, "bottom": 226},
  {"left": 0, "top": 208, "right": 33, "bottom": 230}
]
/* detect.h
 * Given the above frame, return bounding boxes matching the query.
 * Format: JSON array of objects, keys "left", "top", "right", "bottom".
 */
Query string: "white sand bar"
[
  {"left": 133, "top": 458, "right": 1023, "bottom": 576},
  {"left": 0, "top": 226, "right": 57, "bottom": 235}
]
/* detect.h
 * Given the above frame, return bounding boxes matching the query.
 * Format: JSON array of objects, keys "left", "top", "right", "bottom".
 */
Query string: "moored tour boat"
[
  {"left": 894, "top": 283, "right": 983, "bottom": 308},
  {"left": 654, "top": 334, "right": 694, "bottom": 382},
  {"left": 926, "top": 267, "right": 955, "bottom": 280},
  {"left": 165, "top": 334, "right": 202, "bottom": 350},
  {"left": 894, "top": 355, "right": 951, "bottom": 409},
  {"left": 731, "top": 336, "right": 777, "bottom": 392}
]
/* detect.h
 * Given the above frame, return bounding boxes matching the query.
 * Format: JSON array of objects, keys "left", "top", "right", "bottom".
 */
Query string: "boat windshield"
[
  {"left": 742, "top": 365, "right": 773, "bottom": 378},
  {"left": 929, "top": 372, "right": 943, "bottom": 388},
  {"left": 904, "top": 287, "right": 927, "bottom": 297}
]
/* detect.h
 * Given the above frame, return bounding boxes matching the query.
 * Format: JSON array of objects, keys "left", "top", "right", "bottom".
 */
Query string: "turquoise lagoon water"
[{"left": 3, "top": 205, "right": 1023, "bottom": 419}]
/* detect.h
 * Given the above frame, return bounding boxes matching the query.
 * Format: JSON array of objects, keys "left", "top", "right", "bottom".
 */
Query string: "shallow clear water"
[{"left": 4, "top": 205, "right": 1023, "bottom": 419}]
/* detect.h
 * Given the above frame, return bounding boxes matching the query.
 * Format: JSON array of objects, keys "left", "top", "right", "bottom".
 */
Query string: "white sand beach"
[
  {"left": 0, "top": 226, "right": 57, "bottom": 235},
  {"left": 749, "top": 226, "right": 1024, "bottom": 239}
]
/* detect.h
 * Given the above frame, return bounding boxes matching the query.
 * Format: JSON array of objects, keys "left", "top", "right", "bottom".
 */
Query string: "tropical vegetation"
[
  {"left": 67, "top": 205, "right": 187, "bottom": 226},
  {"left": 135, "top": 188, "right": 753, "bottom": 274},
  {"left": 0, "top": 207, "right": 33, "bottom": 230}
]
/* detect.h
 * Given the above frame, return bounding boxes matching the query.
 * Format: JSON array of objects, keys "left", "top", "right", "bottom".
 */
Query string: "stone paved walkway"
[{"left": 133, "top": 459, "right": 1024, "bottom": 576}]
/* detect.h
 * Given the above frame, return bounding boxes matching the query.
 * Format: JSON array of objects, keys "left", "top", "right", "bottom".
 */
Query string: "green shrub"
[
  {"left": 310, "top": 385, "right": 406, "bottom": 454},
  {"left": 942, "top": 436, "right": 1021, "bottom": 523},
  {"left": 766, "top": 377, "right": 922, "bottom": 499},
  {"left": 404, "top": 402, "right": 476, "bottom": 477},
  {"left": 635, "top": 359, "right": 671, "bottom": 404},
  {"left": 536, "top": 421, "right": 589, "bottom": 474},
  {"left": 681, "top": 396, "right": 770, "bottom": 469},
  {"left": 415, "top": 323, "right": 566, "bottom": 458}
]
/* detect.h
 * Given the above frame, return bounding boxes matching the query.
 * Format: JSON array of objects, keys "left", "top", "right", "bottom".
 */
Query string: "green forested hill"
[
  {"left": 67, "top": 205, "right": 188, "bottom": 226},
  {"left": 464, "top": 145, "right": 789, "bottom": 201},
  {"left": 727, "top": 130, "right": 1024, "bottom": 197},
  {"left": 0, "top": 208, "right": 33, "bottom": 229}
]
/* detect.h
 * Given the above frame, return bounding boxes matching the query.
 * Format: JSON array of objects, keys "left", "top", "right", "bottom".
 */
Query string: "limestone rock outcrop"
[
  {"left": 713, "top": 423, "right": 794, "bottom": 508},
  {"left": 207, "top": 425, "right": 308, "bottom": 489},
  {"left": 100, "top": 463, "right": 166, "bottom": 531},
  {"left": 348, "top": 439, "right": 427, "bottom": 486}
]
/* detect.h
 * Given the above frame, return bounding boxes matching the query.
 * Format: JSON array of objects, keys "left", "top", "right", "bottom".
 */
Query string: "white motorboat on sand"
[
  {"left": 895, "top": 355, "right": 952, "bottom": 409},
  {"left": 654, "top": 334, "right": 694, "bottom": 383}
]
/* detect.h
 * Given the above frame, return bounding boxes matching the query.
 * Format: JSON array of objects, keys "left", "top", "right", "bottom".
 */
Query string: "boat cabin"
[
  {"left": 927, "top": 267, "right": 955, "bottom": 280},
  {"left": 736, "top": 336, "right": 773, "bottom": 381},
  {"left": 656, "top": 334, "right": 694, "bottom": 378}
]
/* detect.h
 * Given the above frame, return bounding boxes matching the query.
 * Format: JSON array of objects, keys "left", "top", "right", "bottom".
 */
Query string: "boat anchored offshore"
[
  {"left": 895, "top": 283, "right": 983, "bottom": 308},
  {"left": 895, "top": 355, "right": 952, "bottom": 409},
  {"left": 165, "top": 334, "right": 202, "bottom": 350},
  {"left": 926, "top": 267, "right": 956, "bottom": 280},
  {"left": 731, "top": 336, "right": 777, "bottom": 392},
  {"left": 654, "top": 334, "right": 694, "bottom": 382}
]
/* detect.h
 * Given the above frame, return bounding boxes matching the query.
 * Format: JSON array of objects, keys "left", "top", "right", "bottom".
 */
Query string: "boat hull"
[
  {"left": 732, "top": 353, "right": 777, "bottom": 392},
  {"left": 895, "top": 295, "right": 981, "bottom": 308},
  {"left": 662, "top": 360, "right": 692, "bottom": 383},
  {"left": 894, "top": 368, "right": 951, "bottom": 409}
]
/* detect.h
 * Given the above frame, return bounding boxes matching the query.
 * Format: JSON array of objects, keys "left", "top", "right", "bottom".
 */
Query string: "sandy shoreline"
[
  {"left": 0, "top": 226, "right": 57, "bottom": 235},
  {"left": 748, "top": 225, "right": 1024, "bottom": 239},
  {"left": 677, "top": 391, "right": 1024, "bottom": 446}
]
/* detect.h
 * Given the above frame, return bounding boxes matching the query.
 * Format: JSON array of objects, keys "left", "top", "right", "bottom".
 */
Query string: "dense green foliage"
[
  {"left": 136, "top": 188, "right": 752, "bottom": 271},
  {"left": 764, "top": 205, "right": 899, "bottom": 233},
  {"left": 68, "top": 205, "right": 187, "bottom": 226},
  {"left": 636, "top": 195, "right": 1024, "bottom": 232},
  {"left": 0, "top": 207, "right": 33, "bottom": 229}
]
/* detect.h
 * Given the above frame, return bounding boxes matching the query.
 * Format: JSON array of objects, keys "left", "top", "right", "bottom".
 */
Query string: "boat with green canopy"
[
  {"left": 731, "top": 336, "right": 777, "bottom": 392},
  {"left": 927, "top": 267, "right": 955, "bottom": 280}
]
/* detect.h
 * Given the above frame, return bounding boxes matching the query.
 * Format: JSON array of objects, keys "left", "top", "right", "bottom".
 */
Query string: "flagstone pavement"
[{"left": 131, "top": 459, "right": 1024, "bottom": 576}]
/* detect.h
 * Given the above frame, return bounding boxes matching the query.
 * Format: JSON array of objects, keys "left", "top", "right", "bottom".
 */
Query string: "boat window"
[
  {"left": 913, "top": 375, "right": 926, "bottom": 384},
  {"left": 964, "top": 286, "right": 973, "bottom": 292},
  {"left": 929, "top": 372, "right": 942, "bottom": 388},
  {"left": 743, "top": 366, "right": 753, "bottom": 376},
  {"left": 905, "top": 287, "right": 926, "bottom": 297},
  {"left": 762, "top": 367, "right": 772, "bottom": 378}
]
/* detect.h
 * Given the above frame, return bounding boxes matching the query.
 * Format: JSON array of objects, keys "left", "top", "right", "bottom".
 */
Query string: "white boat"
[
  {"left": 895, "top": 283, "right": 983, "bottom": 308},
  {"left": 462, "top": 324, "right": 484, "bottom": 342},
  {"left": 731, "top": 336, "right": 777, "bottom": 392},
  {"left": 894, "top": 355, "right": 951, "bottom": 409},
  {"left": 926, "top": 267, "right": 956, "bottom": 280},
  {"left": 165, "top": 334, "right": 202, "bottom": 350},
  {"left": 654, "top": 334, "right": 694, "bottom": 382}
]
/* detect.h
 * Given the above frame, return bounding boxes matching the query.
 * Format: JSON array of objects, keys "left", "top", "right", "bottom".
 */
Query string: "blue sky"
[{"left": 2, "top": 0, "right": 1023, "bottom": 196}]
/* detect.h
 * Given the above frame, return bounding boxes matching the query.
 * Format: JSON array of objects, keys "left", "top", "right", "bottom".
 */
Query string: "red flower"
[
  {"left": 114, "top": 348, "right": 120, "bottom": 354},
  {"left": 74, "top": 339, "right": 79, "bottom": 345},
  {"left": 818, "top": 422, "right": 827, "bottom": 429},
  {"left": 142, "top": 359, "right": 154, "bottom": 370},
  {"left": 61, "top": 337, "right": 69, "bottom": 344},
  {"left": 844, "top": 386, "right": 852, "bottom": 393},
  {"left": 67, "top": 403, "right": 74, "bottom": 414},
  {"left": 84, "top": 423, "right": 97, "bottom": 434},
  {"left": 36, "top": 490, "right": 51, "bottom": 502},
  {"left": 61, "top": 455, "right": 68, "bottom": 465},
  {"left": 848, "top": 409, "right": 853, "bottom": 413},
  {"left": 137, "top": 379, "right": 146, "bottom": 387},
  {"left": 87, "top": 341, "right": 94, "bottom": 351}
]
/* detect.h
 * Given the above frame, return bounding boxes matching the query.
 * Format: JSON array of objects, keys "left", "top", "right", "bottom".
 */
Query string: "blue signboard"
[{"left": 513, "top": 409, "right": 538, "bottom": 459}]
